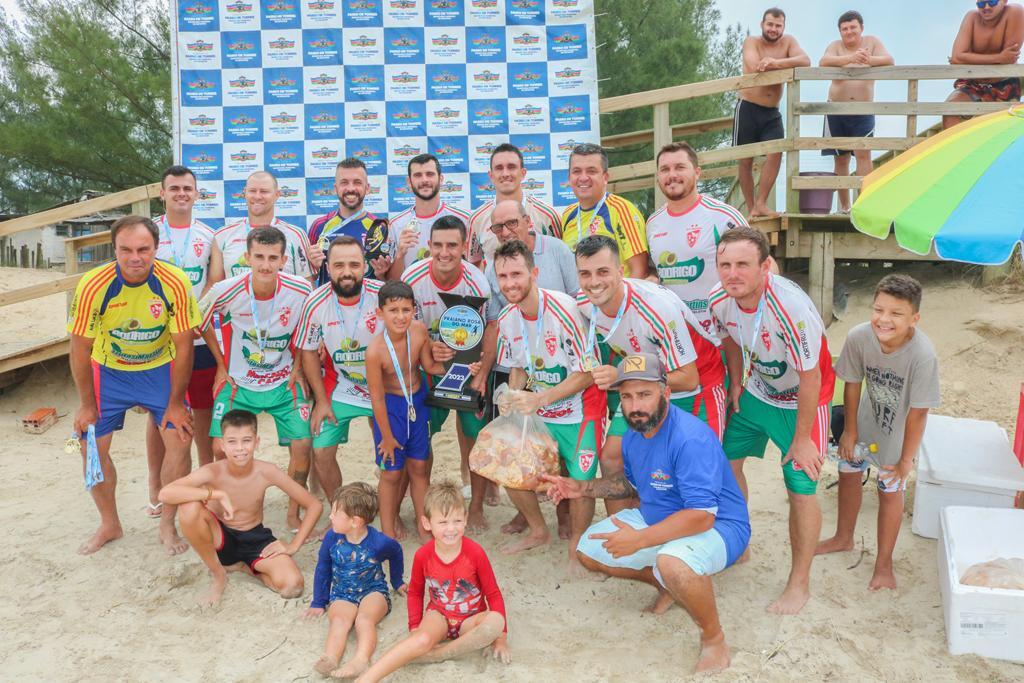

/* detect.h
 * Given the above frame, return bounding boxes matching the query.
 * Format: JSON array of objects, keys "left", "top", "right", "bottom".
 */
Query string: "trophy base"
[{"left": 426, "top": 390, "right": 485, "bottom": 413}]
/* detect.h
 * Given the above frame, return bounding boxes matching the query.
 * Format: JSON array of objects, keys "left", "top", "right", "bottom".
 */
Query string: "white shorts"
[
  {"left": 837, "top": 458, "right": 906, "bottom": 493},
  {"left": 576, "top": 508, "right": 729, "bottom": 586}
]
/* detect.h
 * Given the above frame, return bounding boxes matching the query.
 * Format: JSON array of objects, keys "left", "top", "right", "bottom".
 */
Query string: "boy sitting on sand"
[
  {"left": 159, "top": 409, "right": 322, "bottom": 606},
  {"left": 817, "top": 274, "right": 940, "bottom": 590},
  {"left": 364, "top": 281, "right": 445, "bottom": 542},
  {"left": 303, "top": 483, "right": 406, "bottom": 679},
  {"left": 355, "top": 482, "right": 510, "bottom": 683}
]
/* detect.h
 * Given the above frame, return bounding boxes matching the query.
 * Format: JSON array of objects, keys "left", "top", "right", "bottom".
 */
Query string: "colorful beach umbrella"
[{"left": 851, "top": 107, "right": 1024, "bottom": 265}]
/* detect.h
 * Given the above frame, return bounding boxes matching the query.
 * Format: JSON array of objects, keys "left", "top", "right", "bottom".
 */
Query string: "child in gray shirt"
[{"left": 817, "top": 274, "right": 940, "bottom": 591}]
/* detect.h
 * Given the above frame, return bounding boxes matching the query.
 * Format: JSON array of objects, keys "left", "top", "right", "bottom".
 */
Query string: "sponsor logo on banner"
[
  {"left": 222, "top": 31, "right": 261, "bottom": 67},
  {"left": 508, "top": 62, "right": 547, "bottom": 97},
  {"left": 303, "top": 28, "right": 343, "bottom": 65},
  {"left": 384, "top": 0, "right": 420, "bottom": 25},
  {"left": 467, "top": 0, "right": 500, "bottom": 23},
  {"left": 552, "top": 169, "right": 575, "bottom": 206},
  {"left": 304, "top": 102, "right": 344, "bottom": 138},
  {"left": 470, "top": 172, "right": 495, "bottom": 206},
  {"left": 549, "top": 0, "right": 583, "bottom": 20},
  {"left": 346, "top": 102, "right": 386, "bottom": 137},
  {"left": 303, "top": 0, "right": 340, "bottom": 24},
  {"left": 506, "top": 0, "right": 543, "bottom": 25},
  {"left": 265, "top": 141, "right": 305, "bottom": 177},
  {"left": 261, "top": 0, "right": 301, "bottom": 29},
  {"left": 344, "top": 65, "right": 385, "bottom": 100},
  {"left": 521, "top": 173, "right": 551, "bottom": 203},
  {"left": 306, "top": 142, "right": 341, "bottom": 175},
  {"left": 264, "top": 67, "right": 303, "bottom": 103},
  {"left": 550, "top": 62, "right": 586, "bottom": 95},
  {"left": 425, "top": 29, "right": 464, "bottom": 62},
  {"left": 347, "top": 138, "right": 387, "bottom": 174},
  {"left": 425, "top": 0, "right": 463, "bottom": 25},
  {"left": 225, "top": 180, "right": 249, "bottom": 216},
  {"left": 194, "top": 182, "right": 224, "bottom": 217},
  {"left": 511, "top": 133, "right": 550, "bottom": 170},
  {"left": 551, "top": 133, "right": 592, "bottom": 166},
  {"left": 428, "top": 104, "right": 467, "bottom": 134},
  {"left": 343, "top": 28, "right": 383, "bottom": 63},
  {"left": 305, "top": 67, "right": 343, "bottom": 100},
  {"left": 425, "top": 64, "right": 466, "bottom": 100},
  {"left": 509, "top": 29, "right": 544, "bottom": 61},
  {"left": 223, "top": 70, "right": 259, "bottom": 104},
  {"left": 221, "top": 1, "right": 258, "bottom": 29},
  {"left": 468, "top": 137, "right": 496, "bottom": 171},
  {"left": 510, "top": 99, "right": 546, "bottom": 131},
  {"left": 224, "top": 143, "right": 262, "bottom": 177},
  {"left": 223, "top": 106, "right": 261, "bottom": 141},
  {"left": 276, "top": 184, "right": 305, "bottom": 215},
  {"left": 179, "top": 1, "right": 219, "bottom": 31},
  {"left": 388, "top": 174, "right": 416, "bottom": 210},
  {"left": 265, "top": 106, "right": 303, "bottom": 139},
  {"left": 264, "top": 31, "right": 302, "bottom": 65},
  {"left": 467, "top": 66, "right": 506, "bottom": 98},
  {"left": 344, "top": 0, "right": 383, "bottom": 26},
  {"left": 385, "top": 101, "right": 426, "bottom": 136},
  {"left": 468, "top": 99, "right": 508, "bottom": 135},
  {"left": 183, "top": 144, "right": 223, "bottom": 180},
  {"left": 181, "top": 70, "right": 223, "bottom": 106},
  {"left": 466, "top": 27, "right": 505, "bottom": 62},
  {"left": 385, "top": 65, "right": 426, "bottom": 99},
  {"left": 184, "top": 110, "right": 222, "bottom": 142},
  {"left": 306, "top": 176, "right": 337, "bottom": 214},
  {"left": 550, "top": 95, "right": 590, "bottom": 132},
  {"left": 387, "top": 138, "right": 425, "bottom": 174},
  {"left": 439, "top": 173, "right": 469, "bottom": 207},
  {"left": 182, "top": 36, "right": 219, "bottom": 67},
  {"left": 384, "top": 27, "right": 424, "bottom": 63},
  {"left": 429, "top": 136, "right": 468, "bottom": 173},
  {"left": 548, "top": 25, "right": 588, "bottom": 61}
]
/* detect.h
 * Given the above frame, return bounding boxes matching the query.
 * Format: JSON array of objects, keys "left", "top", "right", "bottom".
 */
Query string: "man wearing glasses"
[{"left": 944, "top": 0, "right": 1024, "bottom": 130}]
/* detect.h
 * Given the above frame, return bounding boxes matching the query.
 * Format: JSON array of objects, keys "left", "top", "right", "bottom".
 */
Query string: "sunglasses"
[{"left": 976, "top": 0, "right": 1000, "bottom": 8}]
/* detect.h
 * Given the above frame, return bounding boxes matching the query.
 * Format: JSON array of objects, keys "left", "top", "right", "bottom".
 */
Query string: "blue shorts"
[
  {"left": 91, "top": 362, "right": 174, "bottom": 438},
  {"left": 372, "top": 382, "right": 430, "bottom": 471},
  {"left": 329, "top": 584, "right": 392, "bottom": 615},
  {"left": 576, "top": 509, "right": 731, "bottom": 585},
  {"left": 822, "top": 114, "right": 875, "bottom": 156}
]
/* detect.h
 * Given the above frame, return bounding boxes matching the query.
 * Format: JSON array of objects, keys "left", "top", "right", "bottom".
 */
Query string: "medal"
[
  {"left": 408, "top": 404, "right": 417, "bottom": 423},
  {"left": 249, "top": 351, "right": 263, "bottom": 364},
  {"left": 581, "top": 355, "right": 598, "bottom": 372},
  {"left": 737, "top": 289, "right": 765, "bottom": 388},
  {"left": 383, "top": 329, "right": 414, "bottom": 439},
  {"left": 317, "top": 234, "right": 329, "bottom": 251},
  {"left": 247, "top": 273, "right": 278, "bottom": 368},
  {"left": 519, "top": 291, "right": 546, "bottom": 392},
  {"left": 64, "top": 434, "right": 80, "bottom": 454}
]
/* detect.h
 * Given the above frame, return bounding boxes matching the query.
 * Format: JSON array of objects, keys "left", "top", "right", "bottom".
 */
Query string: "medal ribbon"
[
  {"left": 518, "top": 290, "right": 546, "bottom": 389},
  {"left": 247, "top": 273, "right": 278, "bottom": 361},
  {"left": 577, "top": 193, "right": 608, "bottom": 238},
  {"left": 737, "top": 293, "right": 765, "bottom": 388},
  {"left": 383, "top": 331, "right": 413, "bottom": 438},
  {"left": 585, "top": 282, "right": 629, "bottom": 363},
  {"left": 159, "top": 216, "right": 192, "bottom": 267}
]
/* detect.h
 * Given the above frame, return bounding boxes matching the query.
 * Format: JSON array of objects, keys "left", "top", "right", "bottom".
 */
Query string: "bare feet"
[
  {"left": 394, "top": 516, "right": 408, "bottom": 541},
  {"left": 643, "top": 589, "right": 674, "bottom": 615},
  {"left": 484, "top": 483, "right": 501, "bottom": 507},
  {"left": 77, "top": 524, "right": 124, "bottom": 555},
  {"left": 467, "top": 508, "right": 489, "bottom": 533},
  {"left": 748, "top": 203, "right": 780, "bottom": 220},
  {"left": 500, "top": 531, "right": 550, "bottom": 555},
  {"left": 815, "top": 535, "right": 854, "bottom": 555},
  {"left": 557, "top": 517, "right": 570, "bottom": 541},
  {"left": 160, "top": 525, "right": 190, "bottom": 556},
  {"left": 766, "top": 583, "right": 810, "bottom": 615},
  {"left": 331, "top": 655, "right": 369, "bottom": 679},
  {"left": 313, "top": 655, "right": 338, "bottom": 677},
  {"left": 868, "top": 564, "right": 897, "bottom": 591},
  {"left": 199, "top": 572, "right": 228, "bottom": 608},
  {"left": 567, "top": 556, "right": 606, "bottom": 581},
  {"left": 500, "top": 512, "right": 527, "bottom": 535},
  {"left": 694, "top": 632, "right": 731, "bottom": 674}
]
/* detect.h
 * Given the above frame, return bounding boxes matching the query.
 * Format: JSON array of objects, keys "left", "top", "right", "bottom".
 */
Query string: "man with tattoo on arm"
[{"left": 541, "top": 353, "right": 750, "bottom": 674}]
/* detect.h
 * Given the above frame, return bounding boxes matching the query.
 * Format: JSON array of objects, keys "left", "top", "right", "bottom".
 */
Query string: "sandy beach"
[{"left": 1, "top": 262, "right": 1023, "bottom": 682}]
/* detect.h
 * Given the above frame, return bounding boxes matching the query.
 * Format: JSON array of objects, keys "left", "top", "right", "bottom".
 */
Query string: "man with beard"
[
  {"left": 386, "top": 154, "right": 472, "bottom": 278},
  {"left": 296, "top": 236, "right": 384, "bottom": 513},
  {"left": 209, "top": 171, "right": 316, "bottom": 284},
  {"left": 647, "top": 142, "right": 744, "bottom": 439},
  {"left": 734, "top": 8, "right": 809, "bottom": 219},
  {"left": 467, "top": 143, "right": 562, "bottom": 264},
  {"left": 308, "top": 158, "right": 392, "bottom": 286},
  {"left": 542, "top": 353, "right": 750, "bottom": 674}
]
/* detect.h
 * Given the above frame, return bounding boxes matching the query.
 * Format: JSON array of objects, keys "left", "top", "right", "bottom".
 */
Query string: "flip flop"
[{"left": 146, "top": 502, "right": 163, "bottom": 518}]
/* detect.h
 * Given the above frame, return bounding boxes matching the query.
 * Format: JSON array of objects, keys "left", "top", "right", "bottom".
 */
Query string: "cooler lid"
[{"left": 920, "top": 415, "right": 1024, "bottom": 492}]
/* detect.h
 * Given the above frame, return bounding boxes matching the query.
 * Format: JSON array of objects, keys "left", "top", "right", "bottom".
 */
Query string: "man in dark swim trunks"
[
  {"left": 944, "top": 0, "right": 1024, "bottom": 130},
  {"left": 734, "top": 8, "right": 810, "bottom": 219}
]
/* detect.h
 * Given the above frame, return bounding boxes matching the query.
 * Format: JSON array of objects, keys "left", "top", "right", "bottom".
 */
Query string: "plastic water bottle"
[{"left": 827, "top": 441, "right": 878, "bottom": 464}]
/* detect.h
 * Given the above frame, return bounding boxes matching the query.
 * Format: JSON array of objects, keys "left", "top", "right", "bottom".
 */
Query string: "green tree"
[
  {"left": 596, "top": 0, "right": 742, "bottom": 211},
  {"left": 0, "top": 1, "right": 171, "bottom": 213}
]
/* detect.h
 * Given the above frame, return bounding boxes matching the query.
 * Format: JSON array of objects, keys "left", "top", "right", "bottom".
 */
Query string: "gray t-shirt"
[
  {"left": 834, "top": 322, "right": 940, "bottom": 465},
  {"left": 485, "top": 233, "right": 580, "bottom": 321}
]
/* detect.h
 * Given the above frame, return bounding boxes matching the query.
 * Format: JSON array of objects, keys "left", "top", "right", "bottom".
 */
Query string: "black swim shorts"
[
  {"left": 732, "top": 99, "right": 785, "bottom": 147},
  {"left": 821, "top": 114, "right": 876, "bottom": 156},
  {"left": 215, "top": 519, "right": 276, "bottom": 570}
]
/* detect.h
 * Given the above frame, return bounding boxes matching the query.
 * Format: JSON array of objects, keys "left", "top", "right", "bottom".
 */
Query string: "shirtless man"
[
  {"left": 945, "top": 0, "right": 1024, "bottom": 129},
  {"left": 819, "top": 11, "right": 894, "bottom": 213},
  {"left": 735, "top": 8, "right": 810, "bottom": 219},
  {"left": 159, "top": 409, "right": 322, "bottom": 606}
]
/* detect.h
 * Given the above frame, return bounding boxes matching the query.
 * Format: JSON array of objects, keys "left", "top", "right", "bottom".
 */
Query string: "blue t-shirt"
[
  {"left": 310, "top": 526, "right": 405, "bottom": 609},
  {"left": 623, "top": 405, "right": 751, "bottom": 564}
]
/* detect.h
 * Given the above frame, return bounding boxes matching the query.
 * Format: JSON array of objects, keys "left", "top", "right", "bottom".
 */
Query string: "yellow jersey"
[
  {"left": 560, "top": 193, "right": 648, "bottom": 272},
  {"left": 67, "top": 261, "right": 201, "bottom": 371}
]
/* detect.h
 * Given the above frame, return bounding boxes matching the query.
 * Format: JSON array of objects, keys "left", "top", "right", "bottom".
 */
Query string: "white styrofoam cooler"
[
  {"left": 912, "top": 415, "right": 1024, "bottom": 539},
  {"left": 938, "top": 505, "right": 1024, "bottom": 662}
]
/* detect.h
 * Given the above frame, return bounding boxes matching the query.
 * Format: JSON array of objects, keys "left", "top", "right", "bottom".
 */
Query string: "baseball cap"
[{"left": 608, "top": 352, "right": 666, "bottom": 388}]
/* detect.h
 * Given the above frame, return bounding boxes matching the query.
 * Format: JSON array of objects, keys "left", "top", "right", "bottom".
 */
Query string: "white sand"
[{"left": 1, "top": 263, "right": 1023, "bottom": 681}]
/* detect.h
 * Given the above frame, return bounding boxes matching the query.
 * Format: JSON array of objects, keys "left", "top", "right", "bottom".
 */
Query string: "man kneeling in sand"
[
  {"left": 542, "top": 354, "right": 750, "bottom": 673},
  {"left": 160, "top": 409, "right": 323, "bottom": 606}
]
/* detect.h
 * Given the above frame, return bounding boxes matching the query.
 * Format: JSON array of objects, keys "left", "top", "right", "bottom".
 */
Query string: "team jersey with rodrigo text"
[
  {"left": 307, "top": 209, "right": 380, "bottom": 284},
  {"left": 294, "top": 279, "right": 383, "bottom": 407},
  {"left": 387, "top": 202, "right": 472, "bottom": 271},
  {"left": 646, "top": 195, "right": 746, "bottom": 333},
  {"left": 214, "top": 217, "right": 314, "bottom": 280},
  {"left": 154, "top": 215, "right": 216, "bottom": 297},
  {"left": 199, "top": 273, "right": 312, "bottom": 391},
  {"left": 467, "top": 194, "right": 562, "bottom": 265},
  {"left": 67, "top": 261, "right": 200, "bottom": 371},
  {"left": 708, "top": 273, "right": 835, "bottom": 408},
  {"left": 560, "top": 193, "right": 648, "bottom": 273},
  {"left": 576, "top": 278, "right": 707, "bottom": 399},
  {"left": 401, "top": 258, "right": 490, "bottom": 339},
  {"left": 495, "top": 289, "right": 595, "bottom": 425}
]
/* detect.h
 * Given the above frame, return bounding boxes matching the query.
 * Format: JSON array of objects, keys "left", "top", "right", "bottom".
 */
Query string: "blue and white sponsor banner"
[{"left": 172, "top": 0, "right": 599, "bottom": 228}]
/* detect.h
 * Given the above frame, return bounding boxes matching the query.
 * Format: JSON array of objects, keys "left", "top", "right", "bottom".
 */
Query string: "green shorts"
[
  {"left": 608, "top": 396, "right": 705, "bottom": 438},
  {"left": 721, "top": 390, "right": 830, "bottom": 496},
  {"left": 312, "top": 400, "right": 373, "bottom": 449},
  {"left": 547, "top": 421, "right": 599, "bottom": 481},
  {"left": 211, "top": 383, "right": 312, "bottom": 445}
]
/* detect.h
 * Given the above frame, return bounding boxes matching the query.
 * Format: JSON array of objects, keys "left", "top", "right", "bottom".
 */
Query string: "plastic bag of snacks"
[
  {"left": 469, "top": 385, "right": 560, "bottom": 490},
  {"left": 960, "top": 557, "right": 1024, "bottom": 590}
]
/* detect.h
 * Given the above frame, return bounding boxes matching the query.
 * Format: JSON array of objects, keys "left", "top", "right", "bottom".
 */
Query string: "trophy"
[
  {"left": 427, "top": 292, "right": 488, "bottom": 412},
  {"left": 363, "top": 217, "right": 391, "bottom": 263}
]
